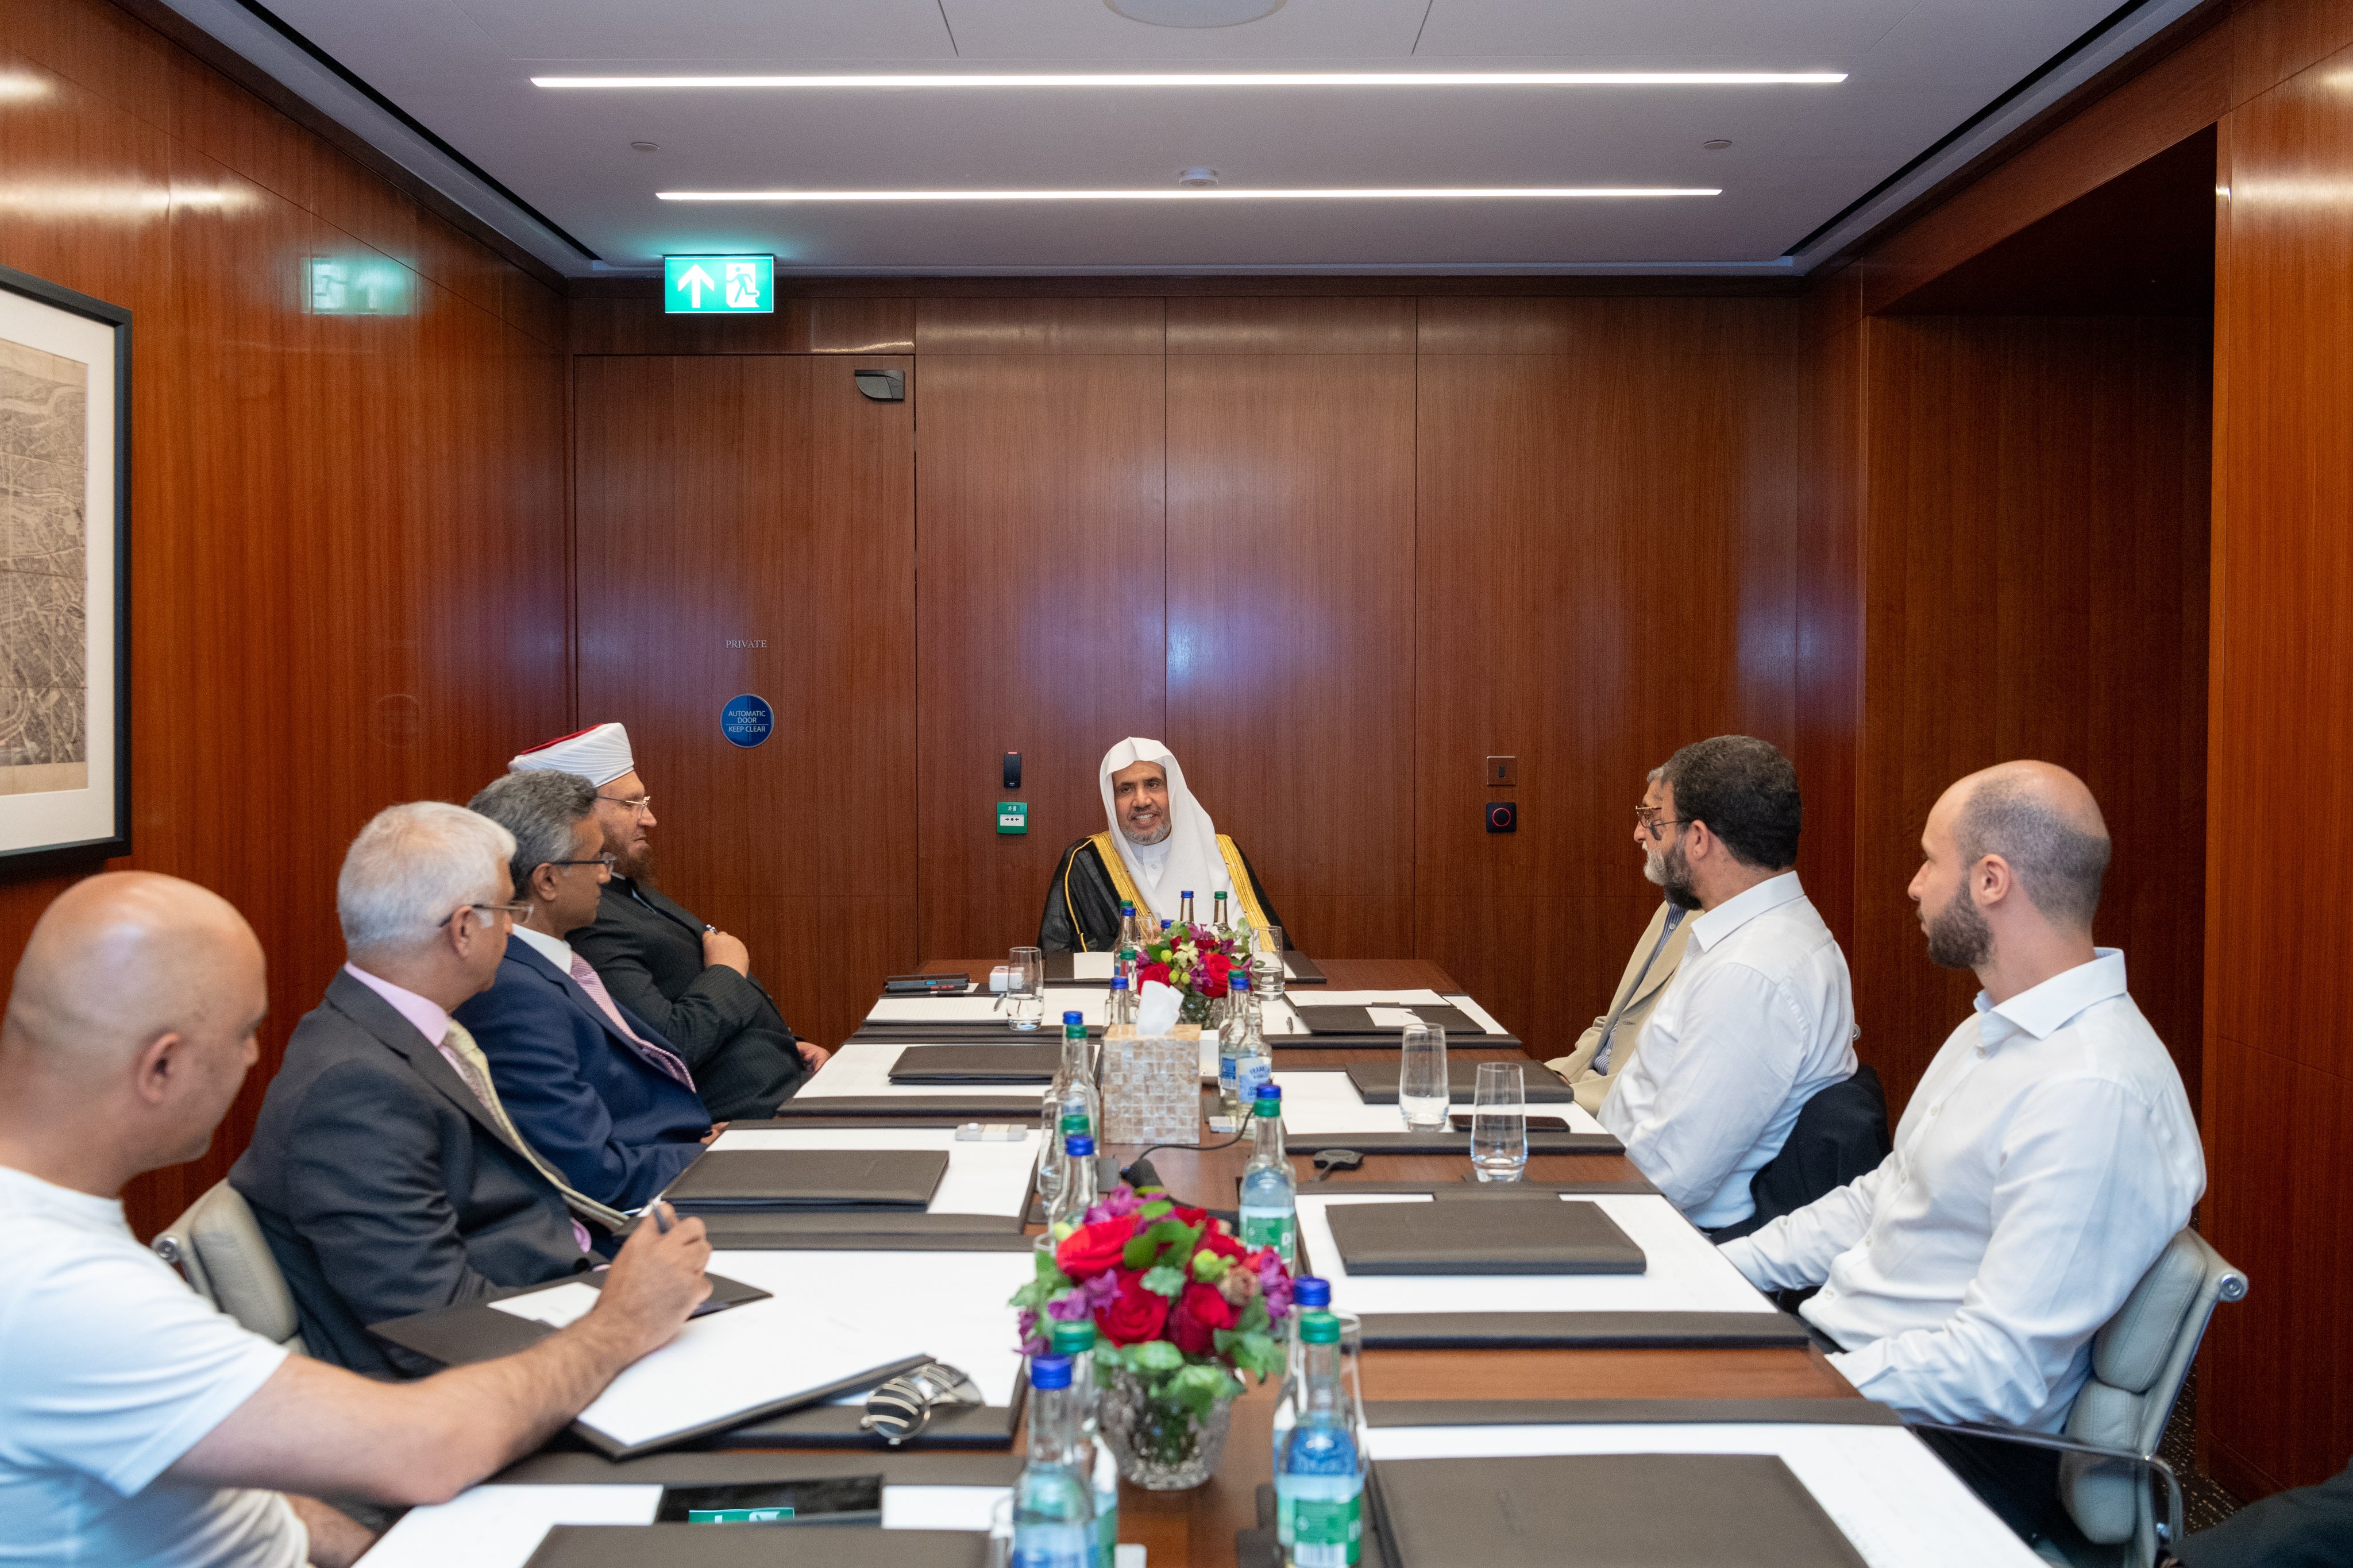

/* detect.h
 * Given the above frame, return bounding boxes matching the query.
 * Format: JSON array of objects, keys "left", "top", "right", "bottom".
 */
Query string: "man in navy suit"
[{"left": 458, "top": 771, "right": 715, "bottom": 1211}]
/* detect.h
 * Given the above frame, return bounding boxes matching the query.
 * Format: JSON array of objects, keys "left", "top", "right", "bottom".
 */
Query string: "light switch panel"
[{"left": 1486, "top": 755, "right": 1518, "bottom": 787}]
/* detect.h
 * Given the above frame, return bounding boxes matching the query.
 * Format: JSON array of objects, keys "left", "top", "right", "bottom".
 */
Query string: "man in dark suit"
[
  {"left": 460, "top": 768, "right": 714, "bottom": 1210},
  {"left": 232, "top": 803, "right": 603, "bottom": 1377},
  {"left": 507, "top": 723, "right": 826, "bottom": 1118}
]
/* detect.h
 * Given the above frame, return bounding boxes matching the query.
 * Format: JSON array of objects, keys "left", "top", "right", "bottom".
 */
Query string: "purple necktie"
[{"left": 570, "top": 955, "right": 696, "bottom": 1091}]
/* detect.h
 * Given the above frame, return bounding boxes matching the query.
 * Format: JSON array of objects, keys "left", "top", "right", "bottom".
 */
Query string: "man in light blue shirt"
[{"left": 1598, "top": 736, "right": 1858, "bottom": 1230}]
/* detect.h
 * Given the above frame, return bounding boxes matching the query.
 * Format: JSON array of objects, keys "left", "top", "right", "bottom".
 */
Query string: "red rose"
[
  {"left": 1170, "top": 1281, "right": 1237, "bottom": 1353},
  {"left": 1055, "top": 1214, "right": 1139, "bottom": 1280},
  {"left": 1197, "top": 1227, "right": 1247, "bottom": 1262},
  {"left": 1100, "top": 1272, "right": 1171, "bottom": 1346},
  {"left": 1140, "top": 960, "right": 1171, "bottom": 986},
  {"left": 1169, "top": 1204, "right": 1210, "bottom": 1227}
]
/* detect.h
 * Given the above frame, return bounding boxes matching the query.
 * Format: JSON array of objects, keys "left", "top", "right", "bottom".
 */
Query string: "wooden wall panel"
[
  {"left": 2202, "top": 32, "right": 2353, "bottom": 1496},
  {"left": 914, "top": 329, "right": 1168, "bottom": 959},
  {"left": 1851, "top": 315, "right": 2209, "bottom": 1113},
  {"left": 1165, "top": 315, "right": 1416, "bottom": 956},
  {"left": 0, "top": 0, "right": 570, "bottom": 1239},
  {"left": 574, "top": 356, "right": 917, "bottom": 1057},
  {"left": 1413, "top": 303, "right": 1814, "bottom": 1060}
]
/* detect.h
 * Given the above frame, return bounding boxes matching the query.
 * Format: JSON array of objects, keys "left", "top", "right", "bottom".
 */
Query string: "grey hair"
[
  {"left": 467, "top": 770, "right": 597, "bottom": 897},
  {"left": 1955, "top": 777, "right": 2112, "bottom": 932},
  {"left": 338, "top": 802, "right": 515, "bottom": 958}
]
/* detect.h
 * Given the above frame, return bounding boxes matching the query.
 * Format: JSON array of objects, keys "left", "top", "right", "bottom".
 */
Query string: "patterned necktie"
[
  {"left": 441, "top": 1020, "right": 631, "bottom": 1231},
  {"left": 569, "top": 956, "right": 696, "bottom": 1091}
]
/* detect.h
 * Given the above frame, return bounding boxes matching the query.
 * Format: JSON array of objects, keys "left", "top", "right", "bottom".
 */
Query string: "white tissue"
[{"left": 1138, "top": 980, "right": 1182, "bottom": 1038}]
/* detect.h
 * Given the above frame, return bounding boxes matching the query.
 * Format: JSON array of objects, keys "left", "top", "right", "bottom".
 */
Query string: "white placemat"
[
  {"left": 866, "top": 994, "right": 1016, "bottom": 1024},
  {"left": 797, "top": 1041, "right": 1045, "bottom": 1103},
  {"left": 1295, "top": 1192, "right": 1774, "bottom": 1316},
  {"left": 1364, "top": 1423, "right": 2039, "bottom": 1568},
  {"left": 1270, "top": 1070, "right": 1606, "bottom": 1137},
  {"left": 707, "top": 1125, "right": 1041, "bottom": 1216}
]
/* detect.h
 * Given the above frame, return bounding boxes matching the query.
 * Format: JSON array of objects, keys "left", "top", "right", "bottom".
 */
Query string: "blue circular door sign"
[{"left": 720, "top": 693, "right": 774, "bottom": 748}]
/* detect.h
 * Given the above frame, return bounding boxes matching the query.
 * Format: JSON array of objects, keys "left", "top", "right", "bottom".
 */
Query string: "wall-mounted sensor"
[
  {"left": 1003, "top": 752, "right": 1022, "bottom": 790},
  {"left": 1486, "top": 802, "right": 1518, "bottom": 833},
  {"left": 853, "top": 368, "right": 905, "bottom": 401}
]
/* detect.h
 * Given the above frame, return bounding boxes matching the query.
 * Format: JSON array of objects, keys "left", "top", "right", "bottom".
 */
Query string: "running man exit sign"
[{"left": 664, "top": 255, "right": 774, "bottom": 314}]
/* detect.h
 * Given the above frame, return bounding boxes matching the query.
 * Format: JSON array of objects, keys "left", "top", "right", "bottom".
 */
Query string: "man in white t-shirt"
[{"left": 0, "top": 871, "right": 715, "bottom": 1568}]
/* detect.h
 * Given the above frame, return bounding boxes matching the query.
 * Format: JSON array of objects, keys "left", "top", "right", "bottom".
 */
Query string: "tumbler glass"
[
  {"left": 1007, "top": 945, "right": 1045, "bottom": 1033},
  {"left": 1470, "top": 1061, "right": 1529, "bottom": 1183},
  {"left": 1398, "top": 1023, "right": 1450, "bottom": 1131},
  {"left": 1249, "top": 924, "right": 1286, "bottom": 1003}
]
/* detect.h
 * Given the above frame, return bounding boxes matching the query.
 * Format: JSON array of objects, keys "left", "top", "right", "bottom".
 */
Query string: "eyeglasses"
[
  {"left": 1635, "top": 806, "right": 1694, "bottom": 841},
  {"left": 546, "top": 853, "right": 618, "bottom": 872},
  {"left": 438, "top": 901, "right": 532, "bottom": 929},
  {"left": 596, "top": 792, "right": 653, "bottom": 817}
]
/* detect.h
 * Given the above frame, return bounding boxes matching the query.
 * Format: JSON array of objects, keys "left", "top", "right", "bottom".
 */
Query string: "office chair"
[
  {"left": 1908, "top": 1227, "right": 2248, "bottom": 1568},
  {"left": 1712, "top": 1062, "right": 1892, "bottom": 1243},
  {"left": 152, "top": 1180, "right": 308, "bottom": 1354}
]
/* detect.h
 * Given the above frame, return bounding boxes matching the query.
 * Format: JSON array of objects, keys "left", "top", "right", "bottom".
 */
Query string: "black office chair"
[{"left": 1711, "top": 1062, "right": 1891, "bottom": 1243}]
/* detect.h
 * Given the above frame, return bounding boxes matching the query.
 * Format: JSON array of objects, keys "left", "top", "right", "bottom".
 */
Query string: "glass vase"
[
  {"left": 1177, "top": 987, "right": 1215, "bottom": 1028},
  {"left": 1098, "top": 1365, "right": 1239, "bottom": 1490}
]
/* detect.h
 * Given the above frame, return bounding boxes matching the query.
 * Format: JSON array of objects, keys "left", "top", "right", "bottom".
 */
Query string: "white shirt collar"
[
  {"left": 1972, "top": 948, "right": 2128, "bottom": 1046},
  {"left": 508, "top": 924, "right": 576, "bottom": 972},
  {"left": 1688, "top": 870, "right": 1806, "bottom": 953}
]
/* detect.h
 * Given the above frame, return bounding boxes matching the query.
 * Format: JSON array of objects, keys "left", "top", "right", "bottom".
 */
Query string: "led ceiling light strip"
[
  {"left": 657, "top": 187, "right": 1720, "bottom": 202},
  {"left": 540, "top": 71, "right": 1843, "bottom": 89}
]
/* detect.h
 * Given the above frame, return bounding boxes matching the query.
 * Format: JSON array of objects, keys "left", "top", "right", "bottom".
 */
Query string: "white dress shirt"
[
  {"left": 1719, "top": 949, "right": 2204, "bottom": 1432},
  {"left": 1599, "top": 871, "right": 1857, "bottom": 1228}
]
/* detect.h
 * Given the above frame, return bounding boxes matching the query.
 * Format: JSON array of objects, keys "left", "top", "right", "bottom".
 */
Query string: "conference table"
[{"left": 904, "top": 954, "right": 1861, "bottom": 1567}]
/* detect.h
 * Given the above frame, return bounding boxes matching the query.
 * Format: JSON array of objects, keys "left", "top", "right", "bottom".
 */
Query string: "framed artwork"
[{"left": 0, "top": 263, "right": 129, "bottom": 864}]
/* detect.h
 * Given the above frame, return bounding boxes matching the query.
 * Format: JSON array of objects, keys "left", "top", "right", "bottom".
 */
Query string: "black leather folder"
[
  {"left": 661, "top": 1149, "right": 950, "bottom": 1212},
  {"left": 524, "top": 1525, "right": 989, "bottom": 1567},
  {"left": 1325, "top": 1197, "right": 1645, "bottom": 1276},
  {"left": 1293, "top": 1003, "right": 1487, "bottom": 1036},
  {"left": 372, "top": 1272, "right": 772, "bottom": 1369},
  {"left": 1367, "top": 1453, "right": 1869, "bottom": 1568},
  {"left": 1343, "top": 1061, "right": 1573, "bottom": 1104},
  {"left": 886, "top": 1044, "right": 1060, "bottom": 1084}
]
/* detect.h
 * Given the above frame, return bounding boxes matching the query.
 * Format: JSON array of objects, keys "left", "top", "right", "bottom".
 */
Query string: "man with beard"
[
  {"left": 508, "top": 724, "right": 827, "bottom": 1119},
  {"left": 1596, "top": 735, "right": 1858, "bottom": 1230},
  {"left": 1546, "top": 767, "right": 1696, "bottom": 1114},
  {"left": 1719, "top": 762, "right": 2202, "bottom": 1550},
  {"left": 1038, "top": 737, "right": 1290, "bottom": 952}
]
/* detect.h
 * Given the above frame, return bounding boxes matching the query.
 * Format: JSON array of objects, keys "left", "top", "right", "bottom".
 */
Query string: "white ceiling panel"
[
  {"left": 445, "top": 0, "right": 957, "bottom": 63},
  {"left": 1413, "top": 0, "right": 1914, "bottom": 68},
  {"left": 939, "top": 0, "right": 1436, "bottom": 61}
]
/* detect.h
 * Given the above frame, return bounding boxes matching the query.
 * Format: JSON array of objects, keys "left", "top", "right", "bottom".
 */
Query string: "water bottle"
[
  {"left": 1108, "top": 974, "right": 1136, "bottom": 1028},
  {"left": 1212, "top": 890, "right": 1232, "bottom": 943},
  {"left": 1218, "top": 967, "right": 1251, "bottom": 1121},
  {"left": 1234, "top": 980, "right": 1272, "bottom": 1109},
  {"left": 1116, "top": 901, "right": 1143, "bottom": 951},
  {"left": 1239, "top": 1084, "right": 1297, "bottom": 1266},
  {"left": 1271, "top": 1276, "right": 1333, "bottom": 1466},
  {"left": 1012, "top": 1355, "right": 1094, "bottom": 1568},
  {"left": 1047, "top": 1319, "right": 1119, "bottom": 1568},
  {"left": 1114, "top": 946, "right": 1140, "bottom": 989},
  {"left": 1274, "top": 1312, "right": 1365, "bottom": 1568},
  {"left": 1047, "top": 1133, "right": 1100, "bottom": 1237},
  {"left": 1178, "top": 890, "right": 1195, "bottom": 927},
  {"left": 1056, "top": 1012, "right": 1100, "bottom": 1143}
]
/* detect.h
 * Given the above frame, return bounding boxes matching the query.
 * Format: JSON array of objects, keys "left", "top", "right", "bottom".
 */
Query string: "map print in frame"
[{"left": 0, "top": 264, "right": 129, "bottom": 864}]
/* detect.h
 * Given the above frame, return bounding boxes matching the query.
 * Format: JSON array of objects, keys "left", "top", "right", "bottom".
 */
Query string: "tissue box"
[{"left": 1100, "top": 1024, "right": 1202, "bottom": 1146}]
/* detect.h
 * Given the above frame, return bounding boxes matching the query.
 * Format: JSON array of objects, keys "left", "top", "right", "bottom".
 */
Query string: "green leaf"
[
  {"left": 1129, "top": 1339, "right": 1184, "bottom": 1373},
  {"left": 1235, "top": 1293, "right": 1270, "bottom": 1335},
  {"left": 1191, "top": 1249, "right": 1229, "bottom": 1281},
  {"left": 1141, "top": 1264, "right": 1186, "bottom": 1297},
  {"left": 1138, "top": 1199, "right": 1173, "bottom": 1222},
  {"left": 1164, "top": 1362, "right": 1241, "bottom": 1419},
  {"left": 1227, "top": 1330, "right": 1284, "bottom": 1380}
]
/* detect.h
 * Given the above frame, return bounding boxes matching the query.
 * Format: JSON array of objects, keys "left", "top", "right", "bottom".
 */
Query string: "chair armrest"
[{"left": 1904, "top": 1418, "right": 2182, "bottom": 1552}]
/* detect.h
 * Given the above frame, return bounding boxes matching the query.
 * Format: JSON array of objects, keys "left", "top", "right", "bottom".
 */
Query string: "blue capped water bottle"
[{"left": 1012, "top": 1354, "right": 1095, "bottom": 1568}]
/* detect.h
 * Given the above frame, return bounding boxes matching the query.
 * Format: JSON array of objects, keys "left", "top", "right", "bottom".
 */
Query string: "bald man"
[
  {"left": 0, "top": 872, "right": 712, "bottom": 1568},
  {"left": 1719, "top": 763, "right": 2204, "bottom": 1548}
]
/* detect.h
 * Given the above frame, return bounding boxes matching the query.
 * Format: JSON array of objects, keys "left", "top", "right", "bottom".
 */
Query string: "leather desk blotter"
[
  {"left": 1343, "top": 1061, "right": 1573, "bottom": 1105},
  {"left": 524, "top": 1525, "right": 989, "bottom": 1568},
  {"left": 1368, "top": 1453, "right": 1868, "bottom": 1568},
  {"left": 1292, "top": 1003, "right": 1487, "bottom": 1037},
  {"left": 661, "top": 1149, "right": 950, "bottom": 1212},
  {"left": 886, "top": 1044, "right": 1060, "bottom": 1084},
  {"left": 1326, "top": 1197, "right": 1645, "bottom": 1276}
]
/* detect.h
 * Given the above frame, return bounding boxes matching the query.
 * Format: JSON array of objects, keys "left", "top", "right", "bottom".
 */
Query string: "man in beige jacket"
[{"left": 1546, "top": 768, "right": 1696, "bottom": 1113}]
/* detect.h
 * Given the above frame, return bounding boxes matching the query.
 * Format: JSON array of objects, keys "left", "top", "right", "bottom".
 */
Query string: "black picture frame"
[{"left": 0, "top": 261, "right": 130, "bottom": 867}]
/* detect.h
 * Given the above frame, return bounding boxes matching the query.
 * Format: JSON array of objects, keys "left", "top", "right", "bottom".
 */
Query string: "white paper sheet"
[
  {"left": 1069, "top": 952, "right": 1116, "bottom": 981},
  {"left": 866, "top": 994, "right": 1016, "bottom": 1024},
  {"left": 1270, "top": 1071, "right": 1606, "bottom": 1138},
  {"left": 1043, "top": 988, "right": 1109, "bottom": 1027},
  {"left": 880, "top": 1484, "right": 1013, "bottom": 1532},
  {"left": 488, "top": 1280, "right": 603, "bottom": 1330},
  {"left": 797, "top": 1042, "right": 1045, "bottom": 1103},
  {"left": 1294, "top": 1192, "right": 1775, "bottom": 1316},
  {"left": 1256, "top": 998, "right": 1306, "bottom": 1037},
  {"left": 1366, "top": 1006, "right": 1425, "bottom": 1029},
  {"left": 1363, "top": 1423, "right": 2039, "bottom": 1568},
  {"left": 1443, "top": 994, "right": 1510, "bottom": 1036},
  {"left": 360, "top": 1484, "right": 661, "bottom": 1568},
  {"left": 562, "top": 1248, "right": 1032, "bottom": 1450},
  {"left": 709, "top": 1126, "right": 1041, "bottom": 1216}
]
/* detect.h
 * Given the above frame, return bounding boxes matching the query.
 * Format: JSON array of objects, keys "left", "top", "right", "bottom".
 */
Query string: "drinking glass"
[
  {"left": 1470, "top": 1061, "right": 1529, "bottom": 1183},
  {"left": 986, "top": 1491, "right": 1016, "bottom": 1568},
  {"left": 1249, "top": 924, "right": 1285, "bottom": 1002},
  {"left": 1007, "top": 945, "right": 1044, "bottom": 1033},
  {"left": 1398, "top": 1023, "right": 1450, "bottom": 1131}
]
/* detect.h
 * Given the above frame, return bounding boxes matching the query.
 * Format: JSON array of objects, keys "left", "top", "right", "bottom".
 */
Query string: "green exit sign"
[{"left": 664, "top": 254, "right": 774, "bottom": 314}]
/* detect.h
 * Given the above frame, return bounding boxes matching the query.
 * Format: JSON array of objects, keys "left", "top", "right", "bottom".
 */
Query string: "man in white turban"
[{"left": 1037, "top": 737, "right": 1290, "bottom": 953}]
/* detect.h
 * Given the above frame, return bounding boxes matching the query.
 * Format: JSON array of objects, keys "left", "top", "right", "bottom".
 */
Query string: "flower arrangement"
[
  {"left": 1135, "top": 922, "right": 1242, "bottom": 1001},
  {"left": 1013, "top": 1184, "right": 1292, "bottom": 1429}
]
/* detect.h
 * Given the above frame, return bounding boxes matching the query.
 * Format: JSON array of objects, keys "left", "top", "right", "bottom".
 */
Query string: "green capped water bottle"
[
  {"left": 1274, "top": 1312, "right": 1365, "bottom": 1567},
  {"left": 1238, "top": 1084, "right": 1297, "bottom": 1266},
  {"left": 1048, "top": 1319, "right": 1119, "bottom": 1568},
  {"left": 1013, "top": 1354, "right": 1095, "bottom": 1568}
]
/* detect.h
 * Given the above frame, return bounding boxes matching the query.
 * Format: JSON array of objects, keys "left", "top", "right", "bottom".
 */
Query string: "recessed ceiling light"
[
  {"left": 657, "top": 187, "right": 1719, "bottom": 203},
  {"left": 1703, "top": 139, "right": 1733, "bottom": 150},
  {"left": 1108, "top": 0, "right": 1284, "bottom": 25},
  {"left": 1176, "top": 168, "right": 1220, "bottom": 188},
  {"left": 630, "top": 140, "right": 659, "bottom": 152},
  {"left": 535, "top": 72, "right": 1845, "bottom": 90}
]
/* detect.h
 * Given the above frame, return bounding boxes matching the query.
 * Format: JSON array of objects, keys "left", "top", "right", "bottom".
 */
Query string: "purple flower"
[
  {"left": 1016, "top": 1307, "right": 1047, "bottom": 1358},
  {"left": 1256, "top": 1252, "right": 1294, "bottom": 1321},
  {"left": 1086, "top": 1185, "right": 1144, "bottom": 1224}
]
